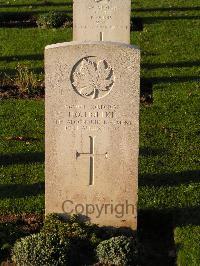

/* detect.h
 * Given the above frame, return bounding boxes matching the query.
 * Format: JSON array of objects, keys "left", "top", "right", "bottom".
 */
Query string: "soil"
[
  {"left": 0, "top": 213, "right": 43, "bottom": 233},
  {"left": 0, "top": 85, "right": 44, "bottom": 99}
]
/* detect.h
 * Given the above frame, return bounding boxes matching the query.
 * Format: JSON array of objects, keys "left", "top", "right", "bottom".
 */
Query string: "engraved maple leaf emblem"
[{"left": 72, "top": 58, "right": 114, "bottom": 99}]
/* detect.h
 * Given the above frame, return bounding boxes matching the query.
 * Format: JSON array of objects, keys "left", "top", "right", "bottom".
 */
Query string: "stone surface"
[
  {"left": 73, "top": 0, "right": 131, "bottom": 43},
  {"left": 45, "top": 41, "right": 140, "bottom": 230}
]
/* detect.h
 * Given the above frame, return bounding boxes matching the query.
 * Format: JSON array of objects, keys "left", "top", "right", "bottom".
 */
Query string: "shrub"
[
  {"left": 42, "top": 214, "right": 100, "bottom": 246},
  {"left": 12, "top": 232, "right": 73, "bottom": 266},
  {"left": 12, "top": 214, "right": 99, "bottom": 265},
  {"left": 12, "top": 215, "right": 138, "bottom": 265},
  {"left": 36, "top": 11, "right": 72, "bottom": 28},
  {"left": 42, "top": 214, "right": 100, "bottom": 263},
  {"left": 0, "top": 222, "right": 27, "bottom": 261},
  {"left": 96, "top": 236, "right": 138, "bottom": 266}
]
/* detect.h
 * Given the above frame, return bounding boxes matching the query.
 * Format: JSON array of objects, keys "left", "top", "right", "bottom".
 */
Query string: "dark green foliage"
[
  {"left": 11, "top": 215, "right": 138, "bottom": 265},
  {"left": 42, "top": 214, "right": 101, "bottom": 246},
  {"left": 0, "top": 223, "right": 22, "bottom": 261},
  {"left": 96, "top": 236, "right": 138, "bottom": 266},
  {"left": 0, "top": 215, "right": 42, "bottom": 263},
  {"left": 12, "top": 232, "right": 72, "bottom": 266},
  {"left": 36, "top": 11, "right": 72, "bottom": 28},
  {"left": 12, "top": 214, "right": 100, "bottom": 265},
  {"left": 42, "top": 214, "right": 101, "bottom": 264}
]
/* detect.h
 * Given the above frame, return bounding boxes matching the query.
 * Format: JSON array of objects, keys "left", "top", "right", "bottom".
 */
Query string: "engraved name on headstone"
[
  {"left": 45, "top": 42, "right": 140, "bottom": 229},
  {"left": 73, "top": 0, "right": 131, "bottom": 43}
]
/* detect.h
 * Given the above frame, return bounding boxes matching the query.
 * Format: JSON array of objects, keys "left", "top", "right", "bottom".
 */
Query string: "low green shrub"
[
  {"left": 12, "top": 214, "right": 99, "bottom": 265},
  {"left": 42, "top": 214, "right": 101, "bottom": 245},
  {"left": 12, "top": 232, "right": 73, "bottom": 266},
  {"left": 0, "top": 223, "right": 27, "bottom": 262},
  {"left": 11, "top": 215, "right": 138, "bottom": 265},
  {"left": 36, "top": 12, "right": 72, "bottom": 28},
  {"left": 96, "top": 236, "right": 138, "bottom": 266}
]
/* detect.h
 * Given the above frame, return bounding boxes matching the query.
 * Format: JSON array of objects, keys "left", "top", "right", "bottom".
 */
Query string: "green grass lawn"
[
  {"left": 0, "top": 100, "right": 44, "bottom": 213},
  {"left": 175, "top": 225, "right": 200, "bottom": 265},
  {"left": 0, "top": 0, "right": 200, "bottom": 264},
  {"left": 0, "top": 0, "right": 72, "bottom": 12},
  {"left": 0, "top": 0, "right": 72, "bottom": 76}
]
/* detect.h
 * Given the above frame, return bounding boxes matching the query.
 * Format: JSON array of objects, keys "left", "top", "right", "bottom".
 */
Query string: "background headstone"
[
  {"left": 45, "top": 42, "right": 140, "bottom": 230},
  {"left": 73, "top": 0, "right": 131, "bottom": 43}
]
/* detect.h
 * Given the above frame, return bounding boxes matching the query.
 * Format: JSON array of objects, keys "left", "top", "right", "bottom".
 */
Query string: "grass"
[
  {"left": 0, "top": 0, "right": 200, "bottom": 264},
  {"left": 0, "top": 100, "right": 44, "bottom": 214},
  {"left": 0, "top": 28, "right": 72, "bottom": 75},
  {"left": 0, "top": 0, "right": 72, "bottom": 12},
  {"left": 0, "top": 0, "right": 72, "bottom": 76},
  {"left": 131, "top": 0, "right": 200, "bottom": 264},
  {"left": 175, "top": 226, "right": 200, "bottom": 265}
]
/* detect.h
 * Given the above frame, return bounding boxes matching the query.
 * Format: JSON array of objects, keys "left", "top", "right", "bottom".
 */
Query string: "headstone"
[
  {"left": 73, "top": 0, "right": 131, "bottom": 43},
  {"left": 45, "top": 42, "right": 140, "bottom": 230}
]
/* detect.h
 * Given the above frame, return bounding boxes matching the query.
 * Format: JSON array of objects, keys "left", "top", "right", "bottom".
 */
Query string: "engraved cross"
[
  {"left": 76, "top": 136, "right": 108, "bottom": 185},
  {"left": 100, "top": 32, "right": 104, "bottom": 41}
]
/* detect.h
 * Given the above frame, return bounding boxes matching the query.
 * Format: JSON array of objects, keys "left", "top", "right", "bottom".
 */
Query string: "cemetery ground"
[{"left": 0, "top": 0, "right": 200, "bottom": 265}]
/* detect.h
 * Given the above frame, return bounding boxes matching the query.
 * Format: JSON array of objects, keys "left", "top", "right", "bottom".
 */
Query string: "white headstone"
[
  {"left": 73, "top": 0, "right": 131, "bottom": 43},
  {"left": 45, "top": 42, "right": 140, "bottom": 230}
]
